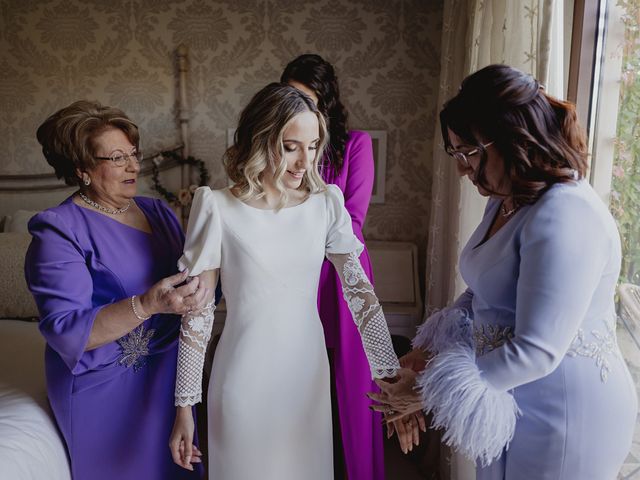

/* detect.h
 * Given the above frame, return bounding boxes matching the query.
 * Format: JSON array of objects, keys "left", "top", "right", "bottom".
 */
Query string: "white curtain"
[
  {"left": 426, "top": 0, "right": 564, "bottom": 311},
  {"left": 424, "top": 1, "right": 565, "bottom": 477}
]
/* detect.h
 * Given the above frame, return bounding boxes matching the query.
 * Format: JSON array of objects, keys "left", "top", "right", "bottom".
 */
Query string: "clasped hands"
[{"left": 369, "top": 348, "right": 430, "bottom": 454}]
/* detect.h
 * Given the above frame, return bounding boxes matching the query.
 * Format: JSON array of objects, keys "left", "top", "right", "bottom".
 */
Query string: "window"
[{"left": 577, "top": 1, "right": 640, "bottom": 477}]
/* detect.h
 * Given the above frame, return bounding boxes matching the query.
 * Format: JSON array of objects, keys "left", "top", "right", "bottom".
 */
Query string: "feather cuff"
[
  {"left": 413, "top": 307, "right": 473, "bottom": 354},
  {"left": 417, "top": 343, "right": 520, "bottom": 466}
]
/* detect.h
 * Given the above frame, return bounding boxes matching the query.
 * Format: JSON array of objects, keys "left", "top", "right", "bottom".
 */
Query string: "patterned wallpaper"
[{"left": 0, "top": 0, "right": 442, "bottom": 269}]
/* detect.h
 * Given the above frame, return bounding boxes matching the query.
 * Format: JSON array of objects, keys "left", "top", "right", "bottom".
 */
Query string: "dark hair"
[
  {"left": 36, "top": 100, "right": 139, "bottom": 186},
  {"left": 440, "top": 64, "right": 588, "bottom": 206},
  {"left": 281, "top": 54, "right": 349, "bottom": 174}
]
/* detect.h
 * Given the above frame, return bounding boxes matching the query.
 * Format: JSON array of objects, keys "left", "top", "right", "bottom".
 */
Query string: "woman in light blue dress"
[{"left": 372, "top": 64, "right": 637, "bottom": 479}]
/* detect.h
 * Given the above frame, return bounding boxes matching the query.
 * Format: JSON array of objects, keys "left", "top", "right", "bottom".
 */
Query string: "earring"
[{"left": 83, "top": 176, "right": 91, "bottom": 186}]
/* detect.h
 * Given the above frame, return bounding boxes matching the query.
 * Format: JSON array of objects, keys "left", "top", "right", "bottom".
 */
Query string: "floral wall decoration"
[
  {"left": 150, "top": 150, "right": 210, "bottom": 207},
  {"left": 0, "top": 0, "right": 442, "bottom": 281}
]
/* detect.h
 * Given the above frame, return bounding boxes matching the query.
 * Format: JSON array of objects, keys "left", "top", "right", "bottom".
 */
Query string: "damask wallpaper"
[{"left": 0, "top": 0, "right": 442, "bottom": 275}]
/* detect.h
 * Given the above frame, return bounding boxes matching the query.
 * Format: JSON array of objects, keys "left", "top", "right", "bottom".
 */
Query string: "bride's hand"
[
  {"left": 169, "top": 407, "right": 201, "bottom": 470},
  {"left": 368, "top": 368, "right": 423, "bottom": 421}
]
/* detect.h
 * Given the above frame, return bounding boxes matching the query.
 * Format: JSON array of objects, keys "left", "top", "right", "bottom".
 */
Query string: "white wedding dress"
[{"left": 174, "top": 185, "right": 399, "bottom": 480}]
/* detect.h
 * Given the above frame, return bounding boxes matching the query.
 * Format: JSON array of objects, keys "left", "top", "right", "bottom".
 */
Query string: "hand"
[
  {"left": 399, "top": 348, "right": 430, "bottom": 372},
  {"left": 169, "top": 407, "right": 201, "bottom": 470},
  {"left": 387, "top": 412, "right": 427, "bottom": 454},
  {"left": 140, "top": 270, "right": 210, "bottom": 316},
  {"left": 368, "top": 368, "right": 423, "bottom": 422}
]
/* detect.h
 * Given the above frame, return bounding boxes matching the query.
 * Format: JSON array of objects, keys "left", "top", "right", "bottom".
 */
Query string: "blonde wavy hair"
[{"left": 224, "top": 83, "right": 328, "bottom": 210}]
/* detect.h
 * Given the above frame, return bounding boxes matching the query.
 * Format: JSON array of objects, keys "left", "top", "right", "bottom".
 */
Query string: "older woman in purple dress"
[
  {"left": 24, "top": 101, "right": 207, "bottom": 479},
  {"left": 281, "top": 54, "right": 383, "bottom": 480}
]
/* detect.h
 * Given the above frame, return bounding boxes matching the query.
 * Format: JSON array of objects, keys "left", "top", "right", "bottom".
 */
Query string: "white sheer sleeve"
[
  {"left": 175, "top": 302, "right": 215, "bottom": 406},
  {"left": 174, "top": 187, "right": 222, "bottom": 407},
  {"left": 327, "top": 251, "right": 400, "bottom": 379}
]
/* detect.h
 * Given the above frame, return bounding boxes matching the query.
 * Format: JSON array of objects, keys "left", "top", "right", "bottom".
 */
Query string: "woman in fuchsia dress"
[{"left": 282, "top": 54, "right": 382, "bottom": 480}]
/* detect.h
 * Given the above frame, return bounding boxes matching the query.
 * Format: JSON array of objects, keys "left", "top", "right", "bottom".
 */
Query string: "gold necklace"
[
  {"left": 500, "top": 201, "right": 518, "bottom": 218},
  {"left": 79, "top": 192, "right": 131, "bottom": 215}
]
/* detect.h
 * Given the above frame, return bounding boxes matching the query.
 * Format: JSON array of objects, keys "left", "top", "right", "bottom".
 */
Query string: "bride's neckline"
[{"left": 226, "top": 187, "right": 311, "bottom": 211}]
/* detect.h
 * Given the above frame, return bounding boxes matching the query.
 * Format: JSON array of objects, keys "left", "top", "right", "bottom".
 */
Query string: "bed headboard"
[{"left": 0, "top": 46, "right": 193, "bottom": 220}]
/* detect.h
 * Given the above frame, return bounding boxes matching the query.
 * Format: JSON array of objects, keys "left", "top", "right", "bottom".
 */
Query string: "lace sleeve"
[
  {"left": 175, "top": 302, "right": 215, "bottom": 407},
  {"left": 327, "top": 251, "right": 400, "bottom": 379}
]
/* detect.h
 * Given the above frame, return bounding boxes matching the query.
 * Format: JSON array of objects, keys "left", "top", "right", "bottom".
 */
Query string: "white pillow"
[
  {"left": 0, "top": 233, "right": 39, "bottom": 319},
  {"left": 3, "top": 210, "right": 38, "bottom": 233},
  {"left": 0, "top": 320, "right": 70, "bottom": 480},
  {"left": 0, "top": 387, "right": 71, "bottom": 480}
]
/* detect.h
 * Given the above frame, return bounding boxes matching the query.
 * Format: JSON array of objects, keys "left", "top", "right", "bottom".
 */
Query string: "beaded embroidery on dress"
[{"left": 117, "top": 324, "right": 155, "bottom": 372}]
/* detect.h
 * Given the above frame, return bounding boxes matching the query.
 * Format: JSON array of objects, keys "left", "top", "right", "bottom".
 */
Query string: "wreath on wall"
[{"left": 151, "top": 150, "right": 210, "bottom": 207}]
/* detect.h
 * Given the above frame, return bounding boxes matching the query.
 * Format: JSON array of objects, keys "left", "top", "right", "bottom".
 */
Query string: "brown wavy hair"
[
  {"left": 36, "top": 100, "right": 139, "bottom": 186},
  {"left": 224, "top": 83, "right": 328, "bottom": 210},
  {"left": 440, "top": 64, "right": 588, "bottom": 206}
]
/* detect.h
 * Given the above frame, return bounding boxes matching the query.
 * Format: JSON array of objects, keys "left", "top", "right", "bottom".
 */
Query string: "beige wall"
[{"left": 0, "top": 0, "right": 442, "bottom": 268}]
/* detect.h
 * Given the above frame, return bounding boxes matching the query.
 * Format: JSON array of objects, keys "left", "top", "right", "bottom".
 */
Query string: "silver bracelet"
[{"left": 131, "top": 295, "right": 151, "bottom": 321}]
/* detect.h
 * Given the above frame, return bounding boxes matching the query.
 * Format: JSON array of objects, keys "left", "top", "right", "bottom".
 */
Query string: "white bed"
[{"left": 0, "top": 232, "right": 71, "bottom": 480}]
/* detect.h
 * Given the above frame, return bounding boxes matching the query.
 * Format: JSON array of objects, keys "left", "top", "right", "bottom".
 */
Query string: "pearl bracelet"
[{"left": 131, "top": 295, "right": 151, "bottom": 321}]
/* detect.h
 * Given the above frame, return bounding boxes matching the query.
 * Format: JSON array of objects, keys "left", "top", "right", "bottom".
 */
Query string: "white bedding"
[{"left": 0, "top": 320, "right": 70, "bottom": 480}]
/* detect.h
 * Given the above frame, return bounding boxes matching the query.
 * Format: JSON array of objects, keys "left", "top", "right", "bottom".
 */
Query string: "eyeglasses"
[
  {"left": 446, "top": 141, "right": 494, "bottom": 168},
  {"left": 94, "top": 151, "right": 143, "bottom": 167}
]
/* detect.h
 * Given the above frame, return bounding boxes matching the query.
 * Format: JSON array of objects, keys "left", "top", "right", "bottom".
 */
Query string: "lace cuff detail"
[
  {"left": 328, "top": 251, "right": 400, "bottom": 379},
  {"left": 175, "top": 302, "right": 215, "bottom": 407}
]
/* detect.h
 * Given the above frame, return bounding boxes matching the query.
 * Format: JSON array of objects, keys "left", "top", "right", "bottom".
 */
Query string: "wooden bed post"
[{"left": 177, "top": 44, "right": 191, "bottom": 225}]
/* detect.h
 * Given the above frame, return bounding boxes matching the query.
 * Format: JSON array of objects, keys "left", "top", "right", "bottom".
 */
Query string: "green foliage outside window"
[{"left": 610, "top": 0, "right": 640, "bottom": 284}]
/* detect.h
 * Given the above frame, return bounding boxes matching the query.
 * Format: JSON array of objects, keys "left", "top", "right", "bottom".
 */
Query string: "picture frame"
[{"left": 364, "top": 130, "right": 387, "bottom": 204}]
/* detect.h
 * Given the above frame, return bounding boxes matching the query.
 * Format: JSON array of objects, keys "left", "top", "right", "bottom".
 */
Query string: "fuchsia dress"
[{"left": 318, "top": 130, "right": 384, "bottom": 480}]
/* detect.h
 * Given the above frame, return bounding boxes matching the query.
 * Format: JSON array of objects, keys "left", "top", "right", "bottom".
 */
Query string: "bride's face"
[{"left": 270, "top": 111, "right": 320, "bottom": 190}]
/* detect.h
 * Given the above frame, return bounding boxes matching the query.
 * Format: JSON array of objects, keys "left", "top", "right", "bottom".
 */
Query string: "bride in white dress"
[{"left": 168, "top": 83, "right": 401, "bottom": 479}]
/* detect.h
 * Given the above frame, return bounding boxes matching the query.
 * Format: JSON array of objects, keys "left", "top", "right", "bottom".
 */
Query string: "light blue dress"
[{"left": 415, "top": 180, "right": 637, "bottom": 479}]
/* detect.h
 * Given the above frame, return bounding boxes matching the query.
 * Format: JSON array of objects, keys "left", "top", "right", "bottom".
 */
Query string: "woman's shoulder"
[
  {"left": 348, "top": 130, "right": 371, "bottom": 142},
  {"left": 343, "top": 130, "right": 374, "bottom": 169},
  {"left": 346, "top": 130, "right": 373, "bottom": 151},
  {"left": 30, "top": 198, "right": 79, "bottom": 230},
  {"left": 28, "top": 200, "right": 84, "bottom": 244},
  {"left": 134, "top": 196, "right": 183, "bottom": 229},
  {"left": 134, "top": 195, "right": 163, "bottom": 208},
  {"left": 193, "top": 185, "right": 228, "bottom": 199},
  {"left": 322, "top": 183, "right": 343, "bottom": 198},
  {"left": 320, "top": 184, "right": 346, "bottom": 210},
  {"left": 191, "top": 186, "right": 232, "bottom": 213},
  {"left": 134, "top": 195, "right": 167, "bottom": 216},
  {"left": 523, "top": 180, "right": 614, "bottom": 238},
  {"left": 532, "top": 180, "right": 602, "bottom": 214}
]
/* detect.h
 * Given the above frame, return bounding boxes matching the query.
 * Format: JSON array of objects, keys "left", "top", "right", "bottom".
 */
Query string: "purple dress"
[
  {"left": 318, "top": 130, "right": 384, "bottom": 480},
  {"left": 24, "top": 196, "right": 202, "bottom": 480}
]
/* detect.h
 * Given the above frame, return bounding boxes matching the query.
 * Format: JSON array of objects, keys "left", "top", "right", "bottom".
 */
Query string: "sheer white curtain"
[
  {"left": 424, "top": 1, "right": 565, "bottom": 477},
  {"left": 426, "top": 0, "right": 564, "bottom": 310}
]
